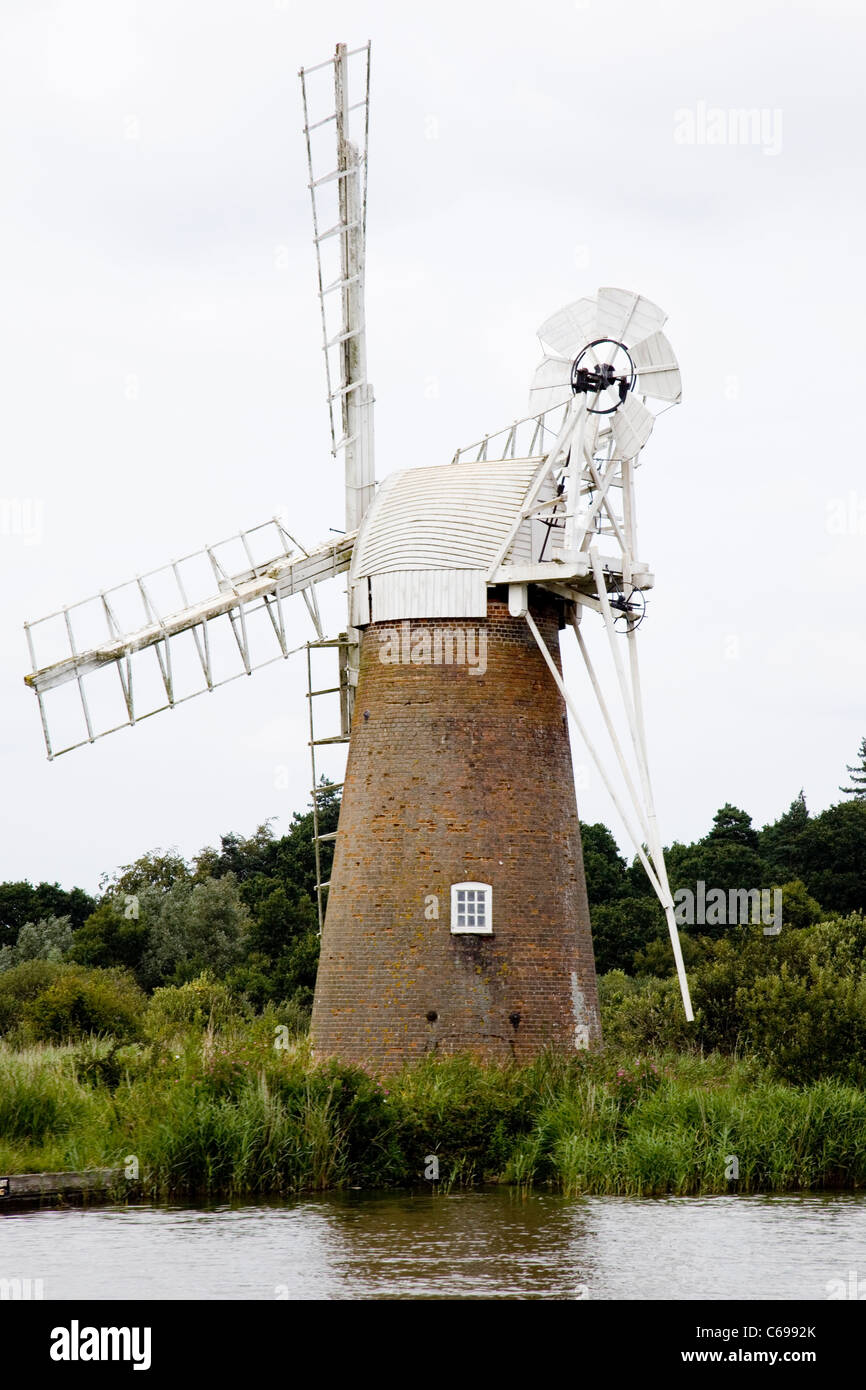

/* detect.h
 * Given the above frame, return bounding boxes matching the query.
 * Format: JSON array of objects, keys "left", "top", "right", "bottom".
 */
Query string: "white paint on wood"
[
  {"left": 351, "top": 459, "right": 540, "bottom": 579},
  {"left": 370, "top": 569, "right": 487, "bottom": 621},
  {"left": 508, "top": 583, "right": 528, "bottom": 617}
]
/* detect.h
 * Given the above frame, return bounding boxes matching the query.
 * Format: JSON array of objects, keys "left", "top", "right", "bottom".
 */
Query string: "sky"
[{"left": 2, "top": 0, "right": 865, "bottom": 896}]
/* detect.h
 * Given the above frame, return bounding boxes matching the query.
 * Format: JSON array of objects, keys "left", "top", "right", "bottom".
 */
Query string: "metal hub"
[{"left": 571, "top": 338, "right": 636, "bottom": 415}]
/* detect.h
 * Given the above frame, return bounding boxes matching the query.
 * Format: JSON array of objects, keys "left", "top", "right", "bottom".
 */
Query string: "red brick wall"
[{"left": 310, "top": 590, "right": 602, "bottom": 1069}]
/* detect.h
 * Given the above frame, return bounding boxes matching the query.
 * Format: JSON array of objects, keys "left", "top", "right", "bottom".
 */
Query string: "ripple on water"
[{"left": 1, "top": 1190, "right": 864, "bottom": 1300}]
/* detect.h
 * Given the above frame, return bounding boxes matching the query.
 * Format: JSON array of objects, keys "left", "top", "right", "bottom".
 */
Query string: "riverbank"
[{"left": 2, "top": 1027, "right": 865, "bottom": 1199}]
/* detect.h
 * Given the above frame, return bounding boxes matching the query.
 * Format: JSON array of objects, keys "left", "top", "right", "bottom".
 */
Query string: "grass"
[{"left": 1, "top": 1029, "right": 866, "bottom": 1199}]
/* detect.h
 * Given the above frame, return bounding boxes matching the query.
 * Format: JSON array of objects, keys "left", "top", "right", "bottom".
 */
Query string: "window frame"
[{"left": 450, "top": 881, "right": 493, "bottom": 936}]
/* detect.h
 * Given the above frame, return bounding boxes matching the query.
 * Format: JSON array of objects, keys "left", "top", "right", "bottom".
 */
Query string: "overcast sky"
[{"left": 2, "top": 0, "right": 865, "bottom": 896}]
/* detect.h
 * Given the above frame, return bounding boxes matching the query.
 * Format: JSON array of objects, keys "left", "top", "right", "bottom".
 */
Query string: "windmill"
[{"left": 22, "top": 42, "right": 693, "bottom": 1069}]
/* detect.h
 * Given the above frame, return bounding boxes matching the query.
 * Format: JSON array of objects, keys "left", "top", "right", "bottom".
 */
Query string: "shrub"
[
  {"left": 0, "top": 960, "right": 145, "bottom": 1043},
  {"left": 28, "top": 969, "right": 145, "bottom": 1043},
  {"left": 737, "top": 964, "right": 866, "bottom": 1085},
  {"left": 146, "top": 974, "right": 248, "bottom": 1037},
  {"left": 776, "top": 880, "right": 824, "bottom": 929},
  {"left": 389, "top": 1055, "right": 537, "bottom": 1186},
  {"left": 599, "top": 972, "right": 696, "bottom": 1052},
  {"left": 611, "top": 1059, "right": 662, "bottom": 1107},
  {"left": 0, "top": 960, "right": 63, "bottom": 1032},
  {"left": 607, "top": 917, "right": 866, "bottom": 1082}
]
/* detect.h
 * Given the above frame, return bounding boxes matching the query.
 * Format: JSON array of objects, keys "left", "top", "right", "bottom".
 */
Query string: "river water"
[{"left": 2, "top": 1190, "right": 864, "bottom": 1300}]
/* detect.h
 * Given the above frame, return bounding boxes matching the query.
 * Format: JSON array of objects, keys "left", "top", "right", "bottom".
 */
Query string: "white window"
[{"left": 450, "top": 882, "right": 493, "bottom": 935}]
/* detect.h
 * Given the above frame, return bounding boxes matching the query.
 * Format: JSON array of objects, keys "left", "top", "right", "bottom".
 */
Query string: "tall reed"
[{"left": 2, "top": 1036, "right": 865, "bottom": 1197}]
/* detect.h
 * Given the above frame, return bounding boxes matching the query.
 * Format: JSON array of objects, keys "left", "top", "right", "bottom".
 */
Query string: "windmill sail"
[
  {"left": 25, "top": 40, "right": 378, "bottom": 764},
  {"left": 24, "top": 520, "right": 354, "bottom": 759},
  {"left": 300, "top": 41, "right": 375, "bottom": 532}
]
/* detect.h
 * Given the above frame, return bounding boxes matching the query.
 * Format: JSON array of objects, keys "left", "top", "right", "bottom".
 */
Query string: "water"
[{"left": 2, "top": 1190, "right": 864, "bottom": 1300}]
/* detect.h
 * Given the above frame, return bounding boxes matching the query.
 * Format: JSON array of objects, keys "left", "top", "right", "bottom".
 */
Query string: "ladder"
[{"left": 306, "top": 635, "right": 353, "bottom": 932}]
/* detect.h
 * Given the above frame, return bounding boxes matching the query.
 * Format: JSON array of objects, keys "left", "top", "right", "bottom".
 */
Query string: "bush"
[
  {"left": 0, "top": 959, "right": 63, "bottom": 1030},
  {"left": 777, "top": 880, "right": 824, "bottom": 929},
  {"left": 146, "top": 974, "right": 248, "bottom": 1038},
  {"left": 389, "top": 1054, "right": 538, "bottom": 1186},
  {"left": 604, "top": 916, "right": 866, "bottom": 1082},
  {"left": 599, "top": 972, "right": 696, "bottom": 1052},
  {"left": 737, "top": 964, "right": 866, "bottom": 1085},
  {"left": 0, "top": 960, "right": 145, "bottom": 1043}
]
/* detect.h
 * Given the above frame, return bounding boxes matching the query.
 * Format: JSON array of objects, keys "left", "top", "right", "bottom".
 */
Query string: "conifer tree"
[{"left": 840, "top": 737, "right": 866, "bottom": 798}]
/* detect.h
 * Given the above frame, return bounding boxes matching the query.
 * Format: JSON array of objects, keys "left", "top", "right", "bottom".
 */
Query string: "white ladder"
[{"left": 305, "top": 635, "right": 353, "bottom": 931}]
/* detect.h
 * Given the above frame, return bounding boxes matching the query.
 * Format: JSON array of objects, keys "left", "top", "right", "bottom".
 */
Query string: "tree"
[
  {"left": 0, "top": 916, "right": 74, "bottom": 973},
  {"left": 760, "top": 791, "right": 809, "bottom": 880},
  {"left": 840, "top": 736, "right": 866, "bottom": 798},
  {"left": 665, "top": 839, "right": 769, "bottom": 919},
  {"left": 590, "top": 895, "right": 664, "bottom": 974},
  {"left": 192, "top": 782, "right": 340, "bottom": 906},
  {"left": 0, "top": 882, "right": 95, "bottom": 951},
  {"left": 580, "top": 822, "right": 630, "bottom": 905},
  {"left": 70, "top": 894, "right": 153, "bottom": 977},
  {"left": 794, "top": 800, "right": 866, "bottom": 915},
  {"left": 775, "top": 879, "right": 823, "bottom": 929},
  {"left": 138, "top": 874, "right": 251, "bottom": 991},
  {"left": 705, "top": 803, "right": 760, "bottom": 849},
  {"left": 101, "top": 849, "right": 191, "bottom": 898},
  {"left": 193, "top": 822, "right": 278, "bottom": 885},
  {"left": 228, "top": 882, "right": 319, "bottom": 1009}
]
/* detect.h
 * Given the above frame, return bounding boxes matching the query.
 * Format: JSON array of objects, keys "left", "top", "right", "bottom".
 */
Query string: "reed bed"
[{"left": 1, "top": 1034, "right": 864, "bottom": 1198}]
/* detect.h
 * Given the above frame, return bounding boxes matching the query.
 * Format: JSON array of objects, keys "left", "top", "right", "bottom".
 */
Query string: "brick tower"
[{"left": 309, "top": 460, "right": 603, "bottom": 1068}]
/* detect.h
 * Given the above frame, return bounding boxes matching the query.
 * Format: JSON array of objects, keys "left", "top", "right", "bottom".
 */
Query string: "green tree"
[
  {"left": 705, "top": 803, "right": 760, "bottom": 849},
  {"left": 590, "top": 895, "right": 664, "bottom": 974},
  {"left": 70, "top": 893, "right": 153, "bottom": 978},
  {"left": 661, "top": 805, "right": 770, "bottom": 935},
  {"left": 776, "top": 879, "right": 823, "bottom": 930},
  {"left": 192, "top": 783, "right": 340, "bottom": 907},
  {"left": 581, "top": 823, "right": 629, "bottom": 905},
  {"left": 269, "top": 782, "right": 340, "bottom": 902},
  {"left": 0, "top": 881, "right": 95, "bottom": 950},
  {"left": 840, "top": 736, "right": 866, "bottom": 798},
  {"left": 138, "top": 874, "right": 251, "bottom": 991},
  {"left": 193, "top": 822, "right": 278, "bottom": 885},
  {"left": 0, "top": 915, "right": 73, "bottom": 972},
  {"left": 227, "top": 883, "right": 319, "bottom": 1009},
  {"left": 793, "top": 800, "right": 866, "bottom": 915},
  {"left": 102, "top": 849, "right": 191, "bottom": 898},
  {"left": 759, "top": 791, "right": 809, "bottom": 880}
]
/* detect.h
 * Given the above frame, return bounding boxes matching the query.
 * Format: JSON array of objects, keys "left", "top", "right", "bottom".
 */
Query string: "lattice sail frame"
[
  {"left": 24, "top": 41, "right": 380, "bottom": 765},
  {"left": 300, "top": 40, "right": 375, "bottom": 533},
  {"left": 24, "top": 520, "right": 354, "bottom": 759}
]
